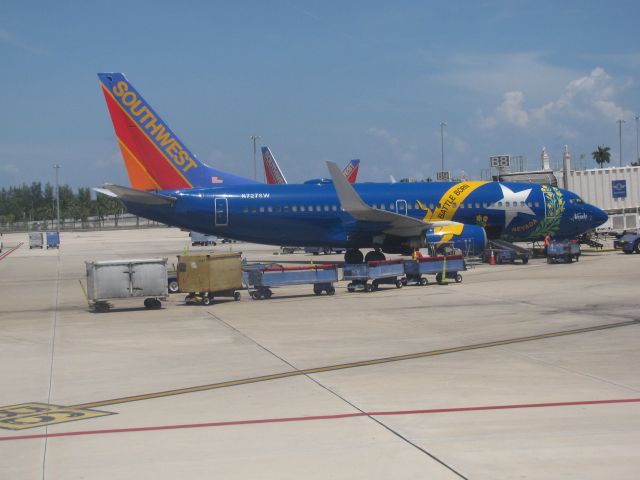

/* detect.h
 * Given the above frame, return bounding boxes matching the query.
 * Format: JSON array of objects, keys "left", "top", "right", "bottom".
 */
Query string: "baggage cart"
[
  {"left": 547, "top": 241, "right": 581, "bottom": 263},
  {"left": 46, "top": 232, "right": 60, "bottom": 249},
  {"left": 243, "top": 263, "right": 338, "bottom": 299},
  {"left": 190, "top": 231, "right": 218, "bottom": 246},
  {"left": 402, "top": 254, "right": 465, "bottom": 285},
  {"left": 85, "top": 258, "right": 168, "bottom": 312},
  {"left": 178, "top": 252, "right": 242, "bottom": 305},
  {"left": 343, "top": 259, "right": 405, "bottom": 292},
  {"left": 28, "top": 232, "right": 43, "bottom": 249}
]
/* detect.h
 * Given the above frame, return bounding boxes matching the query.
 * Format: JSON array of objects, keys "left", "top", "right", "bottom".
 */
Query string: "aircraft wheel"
[{"left": 345, "top": 249, "right": 364, "bottom": 264}]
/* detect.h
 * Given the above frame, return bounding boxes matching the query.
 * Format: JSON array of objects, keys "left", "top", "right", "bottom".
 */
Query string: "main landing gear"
[{"left": 344, "top": 249, "right": 386, "bottom": 264}]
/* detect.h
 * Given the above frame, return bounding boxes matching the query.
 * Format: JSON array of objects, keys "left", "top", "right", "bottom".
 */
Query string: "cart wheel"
[
  {"left": 144, "top": 298, "right": 152, "bottom": 308},
  {"left": 251, "top": 291, "right": 259, "bottom": 300},
  {"left": 313, "top": 285, "right": 322, "bottom": 295},
  {"left": 150, "top": 299, "right": 162, "bottom": 309},
  {"left": 347, "top": 283, "right": 355, "bottom": 293},
  {"left": 436, "top": 273, "right": 442, "bottom": 283},
  {"left": 265, "top": 289, "right": 273, "bottom": 299},
  {"left": 94, "top": 303, "right": 109, "bottom": 313},
  {"left": 372, "top": 280, "right": 379, "bottom": 290},
  {"left": 455, "top": 274, "right": 462, "bottom": 283},
  {"left": 168, "top": 280, "right": 179, "bottom": 293},
  {"left": 395, "top": 280, "right": 403, "bottom": 288},
  {"left": 522, "top": 257, "right": 529, "bottom": 264},
  {"left": 420, "top": 277, "right": 428, "bottom": 286},
  {"left": 575, "top": 255, "right": 579, "bottom": 262},
  {"left": 363, "top": 284, "right": 371, "bottom": 292},
  {"left": 234, "top": 291, "right": 241, "bottom": 301},
  {"left": 327, "top": 286, "right": 335, "bottom": 295},
  {"left": 401, "top": 278, "right": 408, "bottom": 286},
  {"left": 202, "top": 296, "right": 211, "bottom": 305}
]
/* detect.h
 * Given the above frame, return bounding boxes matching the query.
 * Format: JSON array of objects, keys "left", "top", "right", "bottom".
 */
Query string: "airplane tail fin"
[
  {"left": 261, "top": 147, "right": 288, "bottom": 184},
  {"left": 342, "top": 159, "right": 360, "bottom": 184},
  {"left": 97, "top": 72, "right": 258, "bottom": 189}
]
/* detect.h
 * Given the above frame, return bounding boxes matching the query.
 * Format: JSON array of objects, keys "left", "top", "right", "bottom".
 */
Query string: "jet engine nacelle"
[{"left": 425, "top": 223, "right": 487, "bottom": 256}]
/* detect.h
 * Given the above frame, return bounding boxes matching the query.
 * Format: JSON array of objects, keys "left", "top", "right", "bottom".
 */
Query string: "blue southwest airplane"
[{"left": 96, "top": 72, "right": 607, "bottom": 263}]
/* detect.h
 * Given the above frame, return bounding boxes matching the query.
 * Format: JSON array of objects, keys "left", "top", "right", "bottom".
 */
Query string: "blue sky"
[{"left": 1, "top": 0, "right": 639, "bottom": 188}]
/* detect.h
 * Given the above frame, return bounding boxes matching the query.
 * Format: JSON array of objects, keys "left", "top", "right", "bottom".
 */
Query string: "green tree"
[{"left": 592, "top": 145, "right": 611, "bottom": 169}]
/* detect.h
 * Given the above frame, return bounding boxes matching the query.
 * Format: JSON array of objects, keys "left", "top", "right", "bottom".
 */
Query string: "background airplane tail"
[
  {"left": 98, "top": 72, "right": 258, "bottom": 190},
  {"left": 261, "top": 147, "right": 288, "bottom": 184},
  {"left": 342, "top": 159, "right": 360, "bottom": 184}
]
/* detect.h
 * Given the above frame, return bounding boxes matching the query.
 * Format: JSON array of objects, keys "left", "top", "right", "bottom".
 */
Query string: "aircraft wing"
[
  {"left": 326, "top": 161, "right": 457, "bottom": 237},
  {"left": 94, "top": 184, "right": 176, "bottom": 206}
]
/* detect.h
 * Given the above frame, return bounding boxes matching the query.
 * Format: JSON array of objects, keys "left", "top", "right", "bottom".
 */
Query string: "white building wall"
[{"left": 560, "top": 165, "right": 640, "bottom": 212}]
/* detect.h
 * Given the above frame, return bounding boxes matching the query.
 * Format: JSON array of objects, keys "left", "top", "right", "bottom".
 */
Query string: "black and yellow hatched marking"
[
  {"left": 0, "top": 403, "right": 114, "bottom": 431},
  {"left": 3, "top": 319, "right": 638, "bottom": 430}
]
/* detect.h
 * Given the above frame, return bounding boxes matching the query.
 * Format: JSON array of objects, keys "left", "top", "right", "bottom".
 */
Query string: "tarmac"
[{"left": 1, "top": 228, "right": 639, "bottom": 479}]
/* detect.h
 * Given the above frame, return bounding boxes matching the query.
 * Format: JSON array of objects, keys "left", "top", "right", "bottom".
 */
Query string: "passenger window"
[
  {"left": 292, "top": 206, "right": 298, "bottom": 212},
  {"left": 520, "top": 201, "right": 525, "bottom": 207},
  {"left": 251, "top": 207, "right": 257, "bottom": 213},
  {"left": 308, "top": 205, "right": 313, "bottom": 212},
  {"left": 429, "top": 203, "right": 435, "bottom": 210},
  {"left": 498, "top": 202, "right": 503, "bottom": 207},
  {"left": 380, "top": 204, "right": 385, "bottom": 210},
  {"left": 534, "top": 202, "right": 540, "bottom": 207},
  {"left": 259, "top": 206, "right": 265, "bottom": 213},
  {"left": 389, "top": 203, "right": 395, "bottom": 210},
  {"left": 301, "top": 206, "right": 306, "bottom": 212},
  {"left": 276, "top": 206, "right": 282, "bottom": 213},
  {"left": 505, "top": 202, "right": 510, "bottom": 207},
  {"left": 331, "top": 205, "right": 337, "bottom": 211},
  {"left": 414, "top": 202, "right": 420, "bottom": 210},
  {"left": 267, "top": 206, "right": 273, "bottom": 213},
  {"left": 316, "top": 205, "right": 321, "bottom": 212},
  {"left": 527, "top": 202, "right": 532, "bottom": 207},
  {"left": 243, "top": 207, "right": 248, "bottom": 214},
  {"left": 323, "top": 205, "right": 329, "bottom": 212},
  {"left": 452, "top": 203, "right": 457, "bottom": 208},
  {"left": 483, "top": 202, "right": 488, "bottom": 208}
]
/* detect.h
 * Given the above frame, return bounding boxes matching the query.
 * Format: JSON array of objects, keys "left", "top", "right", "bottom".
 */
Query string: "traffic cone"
[{"left": 490, "top": 249, "right": 496, "bottom": 265}]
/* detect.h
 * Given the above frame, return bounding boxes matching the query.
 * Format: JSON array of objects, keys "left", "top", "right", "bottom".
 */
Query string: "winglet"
[{"left": 326, "top": 161, "right": 369, "bottom": 214}]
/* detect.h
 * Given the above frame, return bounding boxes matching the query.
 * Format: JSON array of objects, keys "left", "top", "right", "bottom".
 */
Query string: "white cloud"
[
  {"left": 0, "top": 164, "right": 19, "bottom": 174},
  {"left": 0, "top": 27, "right": 47, "bottom": 55},
  {"left": 479, "top": 67, "right": 633, "bottom": 131}
]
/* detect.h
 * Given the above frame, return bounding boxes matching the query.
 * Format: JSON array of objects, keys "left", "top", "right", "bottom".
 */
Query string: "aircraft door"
[
  {"left": 396, "top": 199, "right": 408, "bottom": 216},
  {"left": 214, "top": 197, "right": 228, "bottom": 226}
]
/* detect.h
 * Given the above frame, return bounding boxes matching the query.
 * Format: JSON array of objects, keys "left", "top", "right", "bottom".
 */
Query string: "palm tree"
[{"left": 592, "top": 145, "right": 611, "bottom": 169}]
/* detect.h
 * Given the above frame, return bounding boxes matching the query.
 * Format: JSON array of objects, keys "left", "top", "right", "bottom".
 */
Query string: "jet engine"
[{"left": 425, "top": 224, "right": 487, "bottom": 256}]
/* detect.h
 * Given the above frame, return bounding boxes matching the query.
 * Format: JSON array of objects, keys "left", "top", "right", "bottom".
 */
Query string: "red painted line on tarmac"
[
  {"left": 0, "top": 243, "right": 22, "bottom": 262},
  {"left": 1, "top": 397, "right": 639, "bottom": 442}
]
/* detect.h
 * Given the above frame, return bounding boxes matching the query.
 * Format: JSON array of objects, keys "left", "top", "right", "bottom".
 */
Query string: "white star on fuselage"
[{"left": 488, "top": 184, "right": 536, "bottom": 228}]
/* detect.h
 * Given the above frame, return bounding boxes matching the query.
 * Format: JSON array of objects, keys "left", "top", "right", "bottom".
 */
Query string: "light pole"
[
  {"left": 53, "top": 164, "right": 60, "bottom": 233},
  {"left": 249, "top": 134, "right": 262, "bottom": 180},
  {"left": 617, "top": 119, "right": 626, "bottom": 167},
  {"left": 439, "top": 121, "right": 447, "bottom": 172},
  {"left": 635, "top": 115, "right": 639, "bottom": 164}
]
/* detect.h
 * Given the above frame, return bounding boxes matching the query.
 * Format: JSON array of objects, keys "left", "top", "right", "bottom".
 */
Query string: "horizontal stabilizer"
[
  {"left": 326, "top": 161, "right": 457, "bottom": 237},
  {"left": 94, "top": 184, "right": 176, "bottom": 206}
]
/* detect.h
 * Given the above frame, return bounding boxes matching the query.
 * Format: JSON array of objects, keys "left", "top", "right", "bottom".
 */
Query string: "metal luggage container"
[
  {"left": 403, "top": 254, "right": 465, "bottom": 285},
  {"left": 243, "top": 263, "right": 338, "bottom": 299},
  {"left": 46, "top": 232, "right": 60, "bottom": 249},
  {"left": 178, "top": 252, "right": 243, "bottom": 305},
  {"left": 85, "top": 258, "right": 168, "bottom": 312},
  {"left": 343, "top": 259, "right": 405, "bottom": 292},
  {"left": 28, "top": 232, "right": 43, "bottom": 249},
  {"left": 547, "top": 241, "right": 580, "bottom": 263}
]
